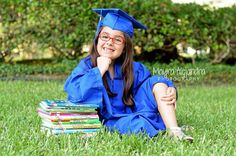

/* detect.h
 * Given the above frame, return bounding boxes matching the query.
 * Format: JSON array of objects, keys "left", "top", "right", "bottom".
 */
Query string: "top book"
[{"left": 40, "top": 100, "right": 99, "bottom": 108}]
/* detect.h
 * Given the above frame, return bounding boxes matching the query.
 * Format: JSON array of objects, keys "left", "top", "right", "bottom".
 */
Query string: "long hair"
[{"left": 90, "top": 30, "right": 134, "bottom": 106}]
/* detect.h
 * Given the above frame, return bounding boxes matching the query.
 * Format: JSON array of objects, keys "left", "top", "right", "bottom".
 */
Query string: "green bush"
[
  {"left": 0, "top": 0, "right": 235, "bottom": 63},
  {"left": 135, "top": 1, "right": 236, "bottom": 63},
  {"left": 144, "top": 61, "right": 236, "bottom": 85},
  {"left": 0, "top": 60, "right": 235, "bottom": 85},
  {"left": 0, "top": 60, "right": 78, "bottom": 78}
]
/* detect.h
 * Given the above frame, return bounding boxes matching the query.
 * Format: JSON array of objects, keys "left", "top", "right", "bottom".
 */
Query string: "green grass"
[{"left": 0, "top": 81, "right": 236, "bottom": 155}]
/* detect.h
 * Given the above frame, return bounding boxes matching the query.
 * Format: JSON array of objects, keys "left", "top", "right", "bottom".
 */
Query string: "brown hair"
[{"left": 90, "top": 29, "right": 134, "bottom": 106}]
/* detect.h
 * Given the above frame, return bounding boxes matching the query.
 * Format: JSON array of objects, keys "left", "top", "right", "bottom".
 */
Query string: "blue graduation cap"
[{"left": 93, "top": 8, "right": 147, "bottom": 38}]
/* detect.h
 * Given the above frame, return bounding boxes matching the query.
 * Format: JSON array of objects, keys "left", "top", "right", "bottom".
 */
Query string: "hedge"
[
  {"left": 0, "top": 0, "right": 236, "bottom": 63},
  {"left": 0, "top": 60, "right": 235, "bottom": 85}
]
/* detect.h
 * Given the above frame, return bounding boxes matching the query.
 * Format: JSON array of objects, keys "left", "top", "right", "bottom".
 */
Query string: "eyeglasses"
[{"left": 99, "top": 32, "right": 125, "bottom": 45}]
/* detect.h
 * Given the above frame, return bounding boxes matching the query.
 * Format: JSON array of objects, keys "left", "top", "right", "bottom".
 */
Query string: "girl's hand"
[
  {"left": 97, "top": 56, "right": 112, "bottom": 76},
  {"left": 161, "top": 87, "right": 177, "bottom": 109}
]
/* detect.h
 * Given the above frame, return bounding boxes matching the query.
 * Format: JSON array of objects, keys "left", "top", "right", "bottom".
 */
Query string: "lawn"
[{"left": 0, "top": 81, "right": 236, "bottom": 155}]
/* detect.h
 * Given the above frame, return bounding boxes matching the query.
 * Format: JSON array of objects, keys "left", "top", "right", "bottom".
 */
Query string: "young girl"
[{"left": 64, "top": 8, "right": 193, "bottom": 141}]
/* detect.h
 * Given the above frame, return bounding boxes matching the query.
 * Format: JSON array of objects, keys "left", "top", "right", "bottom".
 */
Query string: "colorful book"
[
  {"left": 42, "top": 118, "right": 100, "bottom": 125},
  {"left": 41, "top": 118, "right": 100, "bottom": 125},
  {"left": 37, "top": 109, "right": 99, "bottom": 120},
  {"left": 40, "top": 100, "right": 99, "bottom": 108},
  {"left": 41, "top": 127, "right": 100, "bottom": 134},
  {"left": 39, "top": 103, "right": 97, "bottom": 113},
  {"left": 42, "top": 122, "right": 101, "bottom": 129},
  {"left": 37, "top": 108, "right": 98, "bottom": 116},
  {"left": 37, "top": 99, "right": 102, "bottom": 135}
]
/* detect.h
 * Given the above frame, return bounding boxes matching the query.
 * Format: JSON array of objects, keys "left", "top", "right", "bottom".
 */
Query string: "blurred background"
[{"left": 0, "top": 0, "right": 235, "bottom": 84}]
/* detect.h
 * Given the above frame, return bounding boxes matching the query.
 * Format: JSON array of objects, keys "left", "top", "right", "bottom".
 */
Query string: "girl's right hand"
[{"left": 97, "top": 56, "right": 112, "bottom": 76}]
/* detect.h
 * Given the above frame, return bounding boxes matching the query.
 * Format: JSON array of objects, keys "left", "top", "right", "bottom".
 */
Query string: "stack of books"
[{"left": 37, "top": 100, "right": 101, "bottom": 135}]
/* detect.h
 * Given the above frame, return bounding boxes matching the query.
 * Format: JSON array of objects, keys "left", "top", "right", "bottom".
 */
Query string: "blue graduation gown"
[{"left": 64, "top": 56, "right": 175, "bottom": 137}]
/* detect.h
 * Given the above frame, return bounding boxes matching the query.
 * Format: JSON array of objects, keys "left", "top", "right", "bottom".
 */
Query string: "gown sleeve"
[
  {"left": 64, "top": 58, "right": 104, "bottom": 105},
  {"left": 133, "top": 62, "right": 175, "bottom": 94}
]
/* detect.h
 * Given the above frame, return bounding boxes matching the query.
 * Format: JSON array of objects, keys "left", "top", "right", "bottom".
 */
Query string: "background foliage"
[
  {"left": 0, "top": 0, "right": 236, "bottom": 63},
  {"left": 0, "top": 60, "right": 235, "bottom": 85}
]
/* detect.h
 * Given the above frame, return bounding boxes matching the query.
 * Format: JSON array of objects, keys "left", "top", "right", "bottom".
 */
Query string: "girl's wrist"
[{"left": 98, "top": 67, "right": 106, "bottom": 76}]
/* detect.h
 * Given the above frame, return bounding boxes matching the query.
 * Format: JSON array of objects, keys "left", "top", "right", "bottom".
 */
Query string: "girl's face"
[{"left": 97, "top": 26, "right": 125, "bottom": 60}]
